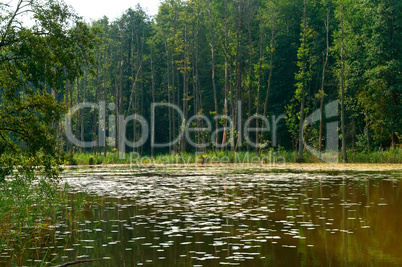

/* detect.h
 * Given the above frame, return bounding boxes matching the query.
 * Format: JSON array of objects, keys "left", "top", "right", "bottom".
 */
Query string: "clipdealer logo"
[{"left": 65, "top": 100, "right": 339, "bottom": 164}]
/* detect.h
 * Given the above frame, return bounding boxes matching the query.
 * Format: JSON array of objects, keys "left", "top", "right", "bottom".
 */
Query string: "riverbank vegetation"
[
  {"left": 69, "top": 147, "right": 402, "bottom": 166},
  {"left": 0, "top": 176, "right": 90, "bottom": 265}
]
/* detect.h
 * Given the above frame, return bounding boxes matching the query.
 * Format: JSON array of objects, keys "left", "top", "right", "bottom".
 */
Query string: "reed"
[
  {"left": 69, "top": 147, "right": 402, "bottom": 165},
  {"left": 0, "top": 176, "right": 87, "bottom": 265}
]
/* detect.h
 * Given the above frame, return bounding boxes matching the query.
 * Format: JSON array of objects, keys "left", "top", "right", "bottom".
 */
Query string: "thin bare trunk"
[
  {"left": 113, "top": 45, "right": 119, "bottom": 151},
  {"left": 81, "top": 66, "right": 86, "bottom": 153},
  {"left": 319, "top": 7, "right": 330, "bottom": 157},
  {"left": 151, "top": 36, "right": 155, "bottom": 158},
  {"left": 93, "top": 49, "right": 100, "bottom": 154},
  {"left": 68, "top": 80, "right": 73, "bottom": 153},
  {"left": 103, "top": 43, "right": 108, "bottom": 156},
  {"left": 262, "top": 30, "right": 275, "bottom": 153},
  {"left": 181, "top": 7, "right": 189, "bottom": 153},
  {"left": 119, "top": 21, "right": 124, "bottom": 118},
  {"left": 165, "top": 40, "right": 172, "bottom": 154},
  {"left": 297, "top": 0, "right": 307, "bottom": 162},
  {"left": 222, "top": 0, "right": 229, "bottom": 150},
  {"left": 340, "top": 0, "right": 347, "bottom": 163},
  {"left": 247, "top": 19, "right": 252, "bottom": 152},
  {"left": 256, "top": 19, "right": 264, "bottom": 153},
  {"left": 208, "top": 7, "right": 219, "bottom": 148}
]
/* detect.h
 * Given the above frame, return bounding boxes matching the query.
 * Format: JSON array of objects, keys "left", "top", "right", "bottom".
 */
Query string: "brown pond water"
[{"left": 2, "top": 166, "right": 402, "bottom": 266}]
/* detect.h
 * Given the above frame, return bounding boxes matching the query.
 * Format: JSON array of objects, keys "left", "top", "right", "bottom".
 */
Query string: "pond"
[{"left": 4, "top": 166, "right": 402, "bottom": 266}]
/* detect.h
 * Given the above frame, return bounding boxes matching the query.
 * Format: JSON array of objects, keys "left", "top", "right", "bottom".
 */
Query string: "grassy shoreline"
[
  {"left": 62, "top": 163, "right": 402, "bottom": 174},
  {"left": 67, "top": 148, "right": 402, "bottom": 166}
]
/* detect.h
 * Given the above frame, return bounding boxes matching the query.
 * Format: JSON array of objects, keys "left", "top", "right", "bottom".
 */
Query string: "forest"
[
  {"left": 61, "top": 0, "right": 401, "bottom": 163},
  {"left": 1, "top": 0, "right": 401, "bottom": 168}
]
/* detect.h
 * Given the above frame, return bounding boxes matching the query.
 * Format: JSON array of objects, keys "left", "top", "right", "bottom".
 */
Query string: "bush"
[
  {"left": 65, "top": 153, "right": 78, "bottom": 165},
  {"left": 96, "top": 157, "right": 103, "bottom": 165}
]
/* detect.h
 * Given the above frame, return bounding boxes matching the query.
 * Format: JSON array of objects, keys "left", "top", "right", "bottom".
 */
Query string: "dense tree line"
[{"left": 61, "top": 0, "right": 401, "bottom": 160}]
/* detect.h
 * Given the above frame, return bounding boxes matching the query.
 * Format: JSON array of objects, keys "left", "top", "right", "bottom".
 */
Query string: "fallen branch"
[{"left": 55, "top": 258, "right": 102, "bottom": 267}]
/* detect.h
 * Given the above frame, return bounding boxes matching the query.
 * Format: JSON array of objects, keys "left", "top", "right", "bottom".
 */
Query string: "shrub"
[{"left": 96, "top": 157, "right": 103, "bottom": 165}]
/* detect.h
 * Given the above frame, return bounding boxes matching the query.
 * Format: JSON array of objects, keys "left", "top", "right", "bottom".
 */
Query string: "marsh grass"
[
  {"left": 69, "top": 147, "right": 402, "bottom": 165},
  {"left": 345, "top": 147, "right": 402, "bottom": 163},
  {"left": 0, "top": 176, "right": 87, "bottom": 265}
]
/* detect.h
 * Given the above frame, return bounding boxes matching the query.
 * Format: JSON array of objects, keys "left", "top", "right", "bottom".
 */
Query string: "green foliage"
[
  {"left": 0, "top": 0, "right": 97, "bottom": 180},
  {"left": 70, "top": 152, "right": 130, "bottom": 165},
  {"left": 333, "top": 0, "right": 401, "bottom": 147},
  {"left": 345, "top": 147, "right": 402, "bottom": 164}
]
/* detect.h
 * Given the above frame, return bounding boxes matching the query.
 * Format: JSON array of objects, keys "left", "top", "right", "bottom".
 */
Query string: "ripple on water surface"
[{"left": 6, "top": 166, "right": 401, "bottom": 266}]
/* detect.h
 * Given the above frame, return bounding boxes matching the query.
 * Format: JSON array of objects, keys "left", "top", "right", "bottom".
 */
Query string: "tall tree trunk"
[
  {"left": 119, "top": 21, "right": 124, "bottom": 116},
  {"left": 297, "top": 0, "right": 307, "bottom": 162},
  {"left": 247, "top": 18, "right": 253, "bottom": 152},
  {"left": 151, "top": 36, "right": 155, "bottom": 158},
  {"left": 164, "top": 40, "right": 172, "bottom": 154},
  {"left": 81, "top": 66, "right": 86, "bottom": 153},
  {"left": 93, "top": 49, "right": 100, "bottom": 154},
  {"left": 256, "top": 19, "right": 264, "bottom": 154},
  {"left": 119, "top": 22, "right": 124, "bottom": 152},
  {"left": 208, "top": 7, "right": 219, "bottom": 149},
  {"left": 340, "top": 0, "right": 348, "bottom": 163},
  {"left": 75, "top": 77, "right": 80, "bottom": 150},
  {"left": 103, "top": 43, "right": 108, "bottom": 157},
  {"left": 140, "top": 57, "right": 144, "bottom": 156},
  {"left": 130, "top": 26, "right": 135, "bottom": 152},
  {"left": 113, "top": 45, "right": 119, "bottom": 151},
  {"left": 67, "top": 80, "right": 73, "bottom": 153},
  {"left": 197, "top": 7, "right": 204, "bottom": 151},
  {"left": 181, "top": 7, "right": 189, "bottom": 153},
  {"left": 262, "top": 29, "right": 275, "bottom": 153},
  {"left": 172, "top": 11, "right": 177, "bottom": 153},
  {"left": 222, "top": 0, "right": 229, "bottom": 150},
  {"left": 191, "top": 28, "right": 198, "bottom": 148},
  {"left": 176, "top": 66, "right": 180, "bottom": 153},
  {"left": 319, "top": 7, "right": 330, "bottom": 157},
  {"left": 234, "top": 0, "right": 242, "bottom": 152}
]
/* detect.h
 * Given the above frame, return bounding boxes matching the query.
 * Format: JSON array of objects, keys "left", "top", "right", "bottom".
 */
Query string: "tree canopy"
[{"left": 0, "top": 0, "right": 96, "bottom": 179}]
